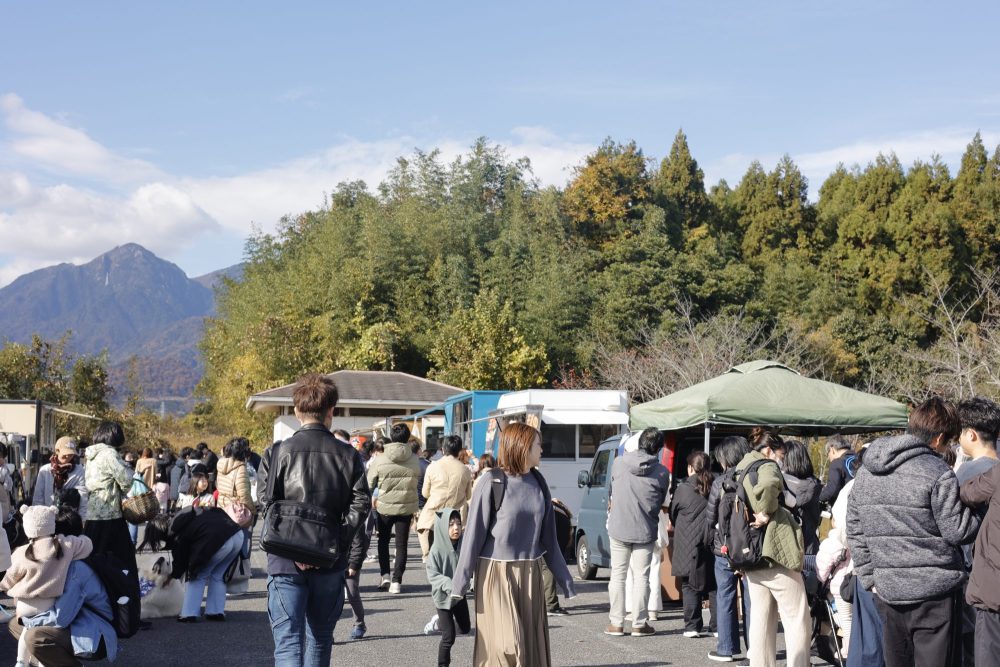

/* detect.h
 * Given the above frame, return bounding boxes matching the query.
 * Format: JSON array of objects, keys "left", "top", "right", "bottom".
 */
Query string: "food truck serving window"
[{"left": 541, "top": 425, "right": 575, "bottom": 459}]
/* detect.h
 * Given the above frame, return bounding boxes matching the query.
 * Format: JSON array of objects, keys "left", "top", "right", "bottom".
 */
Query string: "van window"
[{"left": 590, "top": 448, "right": 612, "bottom": 487}]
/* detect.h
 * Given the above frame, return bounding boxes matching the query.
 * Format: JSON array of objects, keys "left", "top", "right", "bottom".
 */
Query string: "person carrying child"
[
  {"left": 426, "top": 507, "right": 469, "bottom": 667},
  {"left": 178, "top": 468, "right": 215, "bottom": 509},
  {"left": 1, "top": 505, "right": 93, "bottom": 667}
]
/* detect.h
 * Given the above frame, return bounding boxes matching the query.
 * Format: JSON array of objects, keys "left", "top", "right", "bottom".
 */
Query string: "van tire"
[{"left": 576, "top": 534, "right": 598, "bottom": 580}]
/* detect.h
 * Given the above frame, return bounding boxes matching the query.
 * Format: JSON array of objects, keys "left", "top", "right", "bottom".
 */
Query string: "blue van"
[{"left": 573, "top": 435, "right": 622, "bottom": 579}]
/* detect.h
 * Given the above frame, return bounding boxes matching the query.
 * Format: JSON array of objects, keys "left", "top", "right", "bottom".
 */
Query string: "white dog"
[{"left": 138, "top": 553, "right": 186, "bottom": 619}]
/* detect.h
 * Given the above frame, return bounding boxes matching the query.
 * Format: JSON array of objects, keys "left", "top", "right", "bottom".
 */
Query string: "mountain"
[
  {"left": 0, "top": 244, "right": 240, "bottom": 411},
  {"left": 192, "top": 263, "right": 245, "bottom": 291}
]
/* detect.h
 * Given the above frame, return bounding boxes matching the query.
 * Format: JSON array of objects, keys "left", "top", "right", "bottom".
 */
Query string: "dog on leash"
[{"left": 138, "top": 553, "right": 185, "bottom": 619}]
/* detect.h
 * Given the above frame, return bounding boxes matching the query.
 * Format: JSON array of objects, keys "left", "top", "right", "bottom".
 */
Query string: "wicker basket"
[{"left": 122, "top": 480, "right": 160, "bottom": 525}]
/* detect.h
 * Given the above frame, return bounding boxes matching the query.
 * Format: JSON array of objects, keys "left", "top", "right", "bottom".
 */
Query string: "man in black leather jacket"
[{"left": 258, "top": 373, "right": 371, "bottom": 665}]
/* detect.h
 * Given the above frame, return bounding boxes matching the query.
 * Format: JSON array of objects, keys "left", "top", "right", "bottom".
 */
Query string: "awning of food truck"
[{"left": 629, "top": 360, "right": 909, "bottom": 435}]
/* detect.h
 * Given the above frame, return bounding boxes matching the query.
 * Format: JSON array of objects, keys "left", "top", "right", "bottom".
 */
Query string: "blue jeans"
[
  {"left": 268, "top": 567, "right": 347, "bottom": 667},
  {"left": 181, "top": 531, "right": 243, "bottom": 617},
  {"left": 714, "top": 554, "right": 751, "bottom": 657},
  {"left": 128, "top": 522, "right": 138, "bottom": 545}
]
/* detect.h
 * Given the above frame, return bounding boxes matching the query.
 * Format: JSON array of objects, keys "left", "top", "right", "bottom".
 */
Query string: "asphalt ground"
[{"left": 0, "top": 528, "right": 833, "bottom": 666}]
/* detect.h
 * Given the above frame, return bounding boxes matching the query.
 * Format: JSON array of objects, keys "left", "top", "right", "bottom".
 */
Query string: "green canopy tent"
[{"left": 629, "top": 360, "right": 909, "bottom": 452}]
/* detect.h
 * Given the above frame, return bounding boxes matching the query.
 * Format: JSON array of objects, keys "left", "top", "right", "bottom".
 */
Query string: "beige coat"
[
  {"left": 417, "top": 455, "right": 473, "bottom": 531},
  {"left": 135, "top": 457, "right": 157, "bottom": 490},
  {"left": 215, "top": 457, "right": 255, "bottom": 515}
]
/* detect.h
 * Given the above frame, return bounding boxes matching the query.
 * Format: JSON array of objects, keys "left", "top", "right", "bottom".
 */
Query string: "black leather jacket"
[{"left": 258, "top": 423, "right": 371, "bottom": 570}]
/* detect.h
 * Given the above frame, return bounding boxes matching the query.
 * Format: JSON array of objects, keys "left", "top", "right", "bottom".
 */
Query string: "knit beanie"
[{"left": 21, "top": 504, "right": 57, "bottom": 540}]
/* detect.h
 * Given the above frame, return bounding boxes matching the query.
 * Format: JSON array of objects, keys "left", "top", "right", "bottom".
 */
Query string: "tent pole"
[{"left": 703, "top": 423, "right": 710, "bottom": 454}]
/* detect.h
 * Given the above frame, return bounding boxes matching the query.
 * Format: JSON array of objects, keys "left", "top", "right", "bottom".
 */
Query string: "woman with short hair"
[{"left": 452, "top": 423, "right": 575, "bottom": 666}]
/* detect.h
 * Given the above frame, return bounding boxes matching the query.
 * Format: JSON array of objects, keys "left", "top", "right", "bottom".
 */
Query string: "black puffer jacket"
[
  {"left": 258, "top": 423, "right": 371, "bottom": 571},
  {"left": 846, "top": 434, "right": 979, "bottom": 605},
  {"left": 705, "top": 475, "right": 725, "bottom": 556},
  {"left": 670, "top": 478, "right": 713, "bottom": 589}
]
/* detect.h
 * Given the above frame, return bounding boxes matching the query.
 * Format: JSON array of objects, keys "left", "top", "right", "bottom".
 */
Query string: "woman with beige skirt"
[{"left": 451, "top": 422, "right": 576, "bottom": 667}]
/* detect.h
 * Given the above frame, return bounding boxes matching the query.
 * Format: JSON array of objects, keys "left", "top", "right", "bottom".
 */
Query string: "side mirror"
[{"left": 577, "top": 470, "right": 591, "bottom": 488}]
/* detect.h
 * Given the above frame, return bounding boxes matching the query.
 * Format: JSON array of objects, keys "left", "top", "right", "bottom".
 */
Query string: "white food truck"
[{"left": 485, "top": 389, "right": 629, "bottom": 519}]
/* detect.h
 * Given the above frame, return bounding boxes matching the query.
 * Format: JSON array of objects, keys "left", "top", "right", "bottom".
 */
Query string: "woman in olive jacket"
[
  {"left": 735, "top": 446, "right": 809, "bottom": 667},
  {"left": 670, "top": 451, "right": 716, "bottom": 637}
]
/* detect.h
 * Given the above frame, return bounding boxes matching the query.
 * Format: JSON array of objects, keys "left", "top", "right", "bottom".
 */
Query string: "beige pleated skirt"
[{"left": 473, "top": 557, "right": 551, "bottom": 667}]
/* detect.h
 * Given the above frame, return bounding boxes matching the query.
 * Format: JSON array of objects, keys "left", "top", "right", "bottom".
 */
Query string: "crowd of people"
[
  {"left": 604, "top": 397, "right": 1000, "bottom": 667},
  {"left": 4, "top": 373, "right": 1000, "bottom": 667}
]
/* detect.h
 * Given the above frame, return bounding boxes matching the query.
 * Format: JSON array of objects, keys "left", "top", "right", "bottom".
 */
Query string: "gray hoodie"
[
  {"left": 846, "top": 433, "right": 979, "bottom": 605},
  {"left": 608, "top": 449, "right": 670, "bottom": 544}
]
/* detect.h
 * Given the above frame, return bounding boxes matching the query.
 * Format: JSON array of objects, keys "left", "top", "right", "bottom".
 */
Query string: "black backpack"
[
  {"left": 83, "top": 552, "right": 141, "bottom": 638},
  {"left": 718, "top": 459, "right": 773, "bottom": 570}
]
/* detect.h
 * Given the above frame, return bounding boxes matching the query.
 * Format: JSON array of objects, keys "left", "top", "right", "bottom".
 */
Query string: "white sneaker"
[
  {"left": 378, "top": 575, "right": 391, "bottom": 591},
  {"left": 647, "top": 611, "right": 658, "bottom": 621},
  {"left": 683, "top": 630, "right": 703, "bottom": 638},
  {"left": 388, "top": 581, "right": 401, "bottom": 594},
  {"left": 423, "top": 614, "right": 440, "bottom": 634}
]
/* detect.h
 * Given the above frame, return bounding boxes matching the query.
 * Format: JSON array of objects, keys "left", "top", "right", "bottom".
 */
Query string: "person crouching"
[
  {"left": 427, "top": 508, "right": 469, "bottom": 667},
  {"left": 139, "top": 507, "right": 242, "bottom": 622}
]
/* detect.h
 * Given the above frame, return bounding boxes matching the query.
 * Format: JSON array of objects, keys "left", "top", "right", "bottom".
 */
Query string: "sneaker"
[
  {"left": 388, "top": 581, "right": 401, "bottom": 594},
  {"left": 547, "top": 606, "right": 569, "bottom": 616},
  {"left": 176, "top": 616, "right": 198, "bottom": 623},
  {"left": 350, "top": 623, "right": 366, "bottom": 640},
  {"left": 424, "top": 615, "right": 440, "bottom": 635},
  {"left": 604, "top": 624, "right": 625, "bottom": 636},
  {"left": 708, "top": 651, "right": 734, "bottom": 662},
  {"left": 378, "top": 575, "right": 391, "bottom": 591},
  {"left": 647, "top": 611, "right": 658, "bottom": 621},
  {"left": 683, "top": 630, "right": 703, "bottom": 638},
  {"left": 364, "top": 553, "right": 377, "bottom": 562},
  {"left": 205, "top": 613, "right": 225, "bottom": 622},
  {"left": 631, "top": 624, "right": 655, "bottom": 637}
]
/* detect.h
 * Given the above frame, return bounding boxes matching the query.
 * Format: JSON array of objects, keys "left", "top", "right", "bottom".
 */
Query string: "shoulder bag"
[{"left": 258, "top": 439, "right": 344, "bottom": 568}]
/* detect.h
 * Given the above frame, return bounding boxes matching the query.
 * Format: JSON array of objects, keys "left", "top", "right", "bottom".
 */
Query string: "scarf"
[{"left": 50, "top": 455, "right": 73, "bottom": 492}]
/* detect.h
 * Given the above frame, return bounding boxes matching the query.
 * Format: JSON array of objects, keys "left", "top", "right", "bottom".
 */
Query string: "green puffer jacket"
[
  {"left": 367, "top": 443, "right": 421, "bottom": 516},
  {"left": 736, "top": 450, "right": 804, "bottom": 572}
]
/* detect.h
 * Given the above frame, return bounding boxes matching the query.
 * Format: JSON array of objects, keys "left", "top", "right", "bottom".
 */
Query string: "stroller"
[{"left": 804, "top": 555, "right": 846, "bottom": 666}]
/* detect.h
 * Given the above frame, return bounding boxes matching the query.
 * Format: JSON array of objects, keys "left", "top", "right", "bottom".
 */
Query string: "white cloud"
[
  {"left": 0, "top": 178, "right": 218, "bottom": 271},
  {"left": 0, "top": 94, "right": 162, "bottom": 185},
  {"left": 0, "top": 96, "right": 595, "bottom": 287}
]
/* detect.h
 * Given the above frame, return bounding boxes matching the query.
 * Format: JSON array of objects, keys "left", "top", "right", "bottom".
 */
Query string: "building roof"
[{"left": 246, "top": 370, "right": 465, "bottom": 411}]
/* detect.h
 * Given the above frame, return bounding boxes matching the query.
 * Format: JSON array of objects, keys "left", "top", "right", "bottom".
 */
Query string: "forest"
[{"left": 189, "top": 131, "right": 1000, "bottom": 444}]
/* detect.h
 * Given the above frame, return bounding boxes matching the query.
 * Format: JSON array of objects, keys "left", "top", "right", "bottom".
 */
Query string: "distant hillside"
[
  {"left": 193, "top": 263, "right": 245, "bottom": 291},
  {"left": 0, "top": 244, "right": 242, "bottom": 411}
]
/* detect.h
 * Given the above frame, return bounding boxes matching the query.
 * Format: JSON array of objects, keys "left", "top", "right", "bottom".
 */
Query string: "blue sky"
[{"left": 1, "top": 1, "right": 998, "bottom": 285}]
